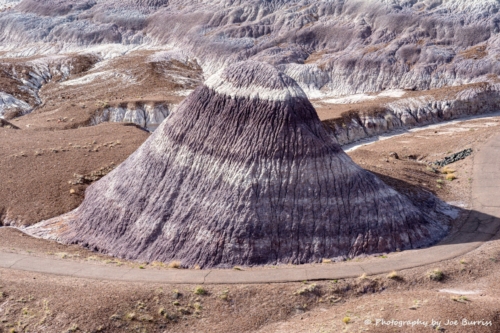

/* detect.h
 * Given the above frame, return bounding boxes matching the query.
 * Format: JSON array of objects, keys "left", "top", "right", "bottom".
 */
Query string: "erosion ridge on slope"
[
  {"left": 26, "top": 62, "right": 450, "bottom": 268},
  {"left": 321, "top": 82, "right": 500, "bottom": 145}
]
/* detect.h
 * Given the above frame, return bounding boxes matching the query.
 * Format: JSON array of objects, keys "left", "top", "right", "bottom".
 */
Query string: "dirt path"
[{"left": 0, "top": 134, "right": 499, "bottom": 284}]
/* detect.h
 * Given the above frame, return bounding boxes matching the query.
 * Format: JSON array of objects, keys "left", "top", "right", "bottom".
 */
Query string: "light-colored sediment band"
[{"left": 204, "top": 69, "right": 308, "bottom": 102}]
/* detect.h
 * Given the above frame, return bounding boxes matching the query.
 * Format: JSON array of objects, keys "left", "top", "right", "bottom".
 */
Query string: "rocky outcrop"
[
  {"left": 26, "top": 62, "right": 448, "bottom": 268},
  {"left": 0, "top": 91, "right": 31, "bottom": 118},
  {"left": 90, "top": 101, "right": 175, "bottom": 131},
  {"left": 324, "top": 83, "right": 500, "bottom": 145},
  {"left": 0, "top": 54, "right": 98, "bottom": 118}
]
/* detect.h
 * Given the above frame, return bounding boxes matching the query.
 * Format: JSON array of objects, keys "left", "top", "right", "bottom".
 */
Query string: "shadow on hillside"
[{"left": 371, "top": 170, "right": 500, "bottom": 248}]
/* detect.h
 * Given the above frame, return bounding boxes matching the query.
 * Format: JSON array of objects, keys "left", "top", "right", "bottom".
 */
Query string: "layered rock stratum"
[{"left": 26, "top": 62, "right": 449, "bottom": 268}]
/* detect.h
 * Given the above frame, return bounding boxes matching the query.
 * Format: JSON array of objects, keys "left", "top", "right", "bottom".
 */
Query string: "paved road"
[{"left": 1, "top": 135, "right": 499, "bottom": 284}]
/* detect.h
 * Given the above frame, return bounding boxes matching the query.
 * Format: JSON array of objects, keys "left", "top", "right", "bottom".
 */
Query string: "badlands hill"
[
  {"left": 1, "top": 0, "right": 499, "bottom": 95},
  {"left": 27, "top": 62, "right": 449, "bottom": 268}
]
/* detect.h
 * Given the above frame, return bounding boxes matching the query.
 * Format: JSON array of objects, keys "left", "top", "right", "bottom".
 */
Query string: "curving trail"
[{"left": 0, "top": 134, "right": 499, "bottom": 284}]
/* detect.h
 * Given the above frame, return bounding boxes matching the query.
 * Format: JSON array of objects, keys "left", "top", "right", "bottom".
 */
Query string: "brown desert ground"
[{"left": 0, "top": 123, "right": 149, "bottom": 226}]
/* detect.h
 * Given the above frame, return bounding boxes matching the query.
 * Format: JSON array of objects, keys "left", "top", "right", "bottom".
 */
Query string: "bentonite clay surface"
[{"left": 27, "top": 62, "right": 449, "bottom": 268}]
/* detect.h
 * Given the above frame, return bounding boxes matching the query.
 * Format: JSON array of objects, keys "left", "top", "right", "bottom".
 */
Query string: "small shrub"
[
  {"left": 294, "top": 283, "right": 318, "bottom": 295},
  {"left": 441, "top": 166, "right": 456, "bottom": 174},
  {"left": 428, "top": 269, "right": 444, "bottom": 281},
  {"left": 165, "top": 312, "right": 178, "bottom": 321},
  {"left": 219, "top": 290, "right": 229, "bottom": 301},
  {"left": 343, "top": 316, "right": 351, "bottom": 324},
  {"left": 387, "top": 271, "right": 400, "bottom": 279},
  {"left": 446, "top": 173, "right": 457, "bottom": 181},
  {"left": 126, "top": 312, "right": 136, "bottom": 321},
  {"left": 460, "top": 259, "right": 467, "bottom": 265},
  {"left": 151, "top": 261, "right": 166, "bottom": 268},
  {"left": 135, "top": 301, "right": 146, "bottom": 310},
  {"left": 451, "top": 295, "right": 469, "bottom": 303},
  {"left": 173, "top": 301, "right": 180, "bottom": 306},
  {"left": 168, "top": 261, "right": 181, "bottom": 269},
  {"left": 177, "top": 307, "right": 191, "bottom": 315},
  {"left": 193, "top": 286, "right": 207, "bottom": 295},
  {"left": 358, "top": 273, "right": 368, "bottom": 280},
  {"left": 322, "top": 258, "right": 332, "bottom": 264}
]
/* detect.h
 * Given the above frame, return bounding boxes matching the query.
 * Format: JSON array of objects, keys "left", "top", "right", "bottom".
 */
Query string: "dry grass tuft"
[
  {"left": 193, "top": 286, "right": 207, "bottom": 295},
  {"left": 428, "top": 269, "right": 444, "bottom": 281},
  {"left": 451, "top": 295, "right": 470, "bottom": 303},
  {"left": 168, "top": 261, "right": 181, "bottom": 269},
  {"left": 441, "top": 166, "right": 456, "bottom": 174},
  {"left": 151, "top": 261, "right": 166, "bottom": 268},
  {"left": 219, "top": 289, "right": 230, "bottom": 301},
  {"left": 446, "top": 173, "right": 457, "bottom": 181},
  {"left": 387, "top": 271, "right": 400, "bottom": 280},
  {"left": 294, "top": 283, "right": 318, "bottom": 295}
]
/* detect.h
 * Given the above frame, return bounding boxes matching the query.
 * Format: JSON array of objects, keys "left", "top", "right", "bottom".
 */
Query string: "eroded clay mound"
[{"left": 27, "top": 62, "right": 448, "bottom": 268}]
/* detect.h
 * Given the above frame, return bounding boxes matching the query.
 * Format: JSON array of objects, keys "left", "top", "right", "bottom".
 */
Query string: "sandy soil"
[
  {"left": 0, "top": 123, "right": 149, "bottom": 226},
  {"left": 349, "top": 116, "right": 500, "bottom": 208}
]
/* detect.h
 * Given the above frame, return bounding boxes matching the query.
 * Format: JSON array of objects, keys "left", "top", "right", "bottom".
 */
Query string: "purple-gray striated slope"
[{"left": 27, "top": 61, "right": 448, "bottom": 268}]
